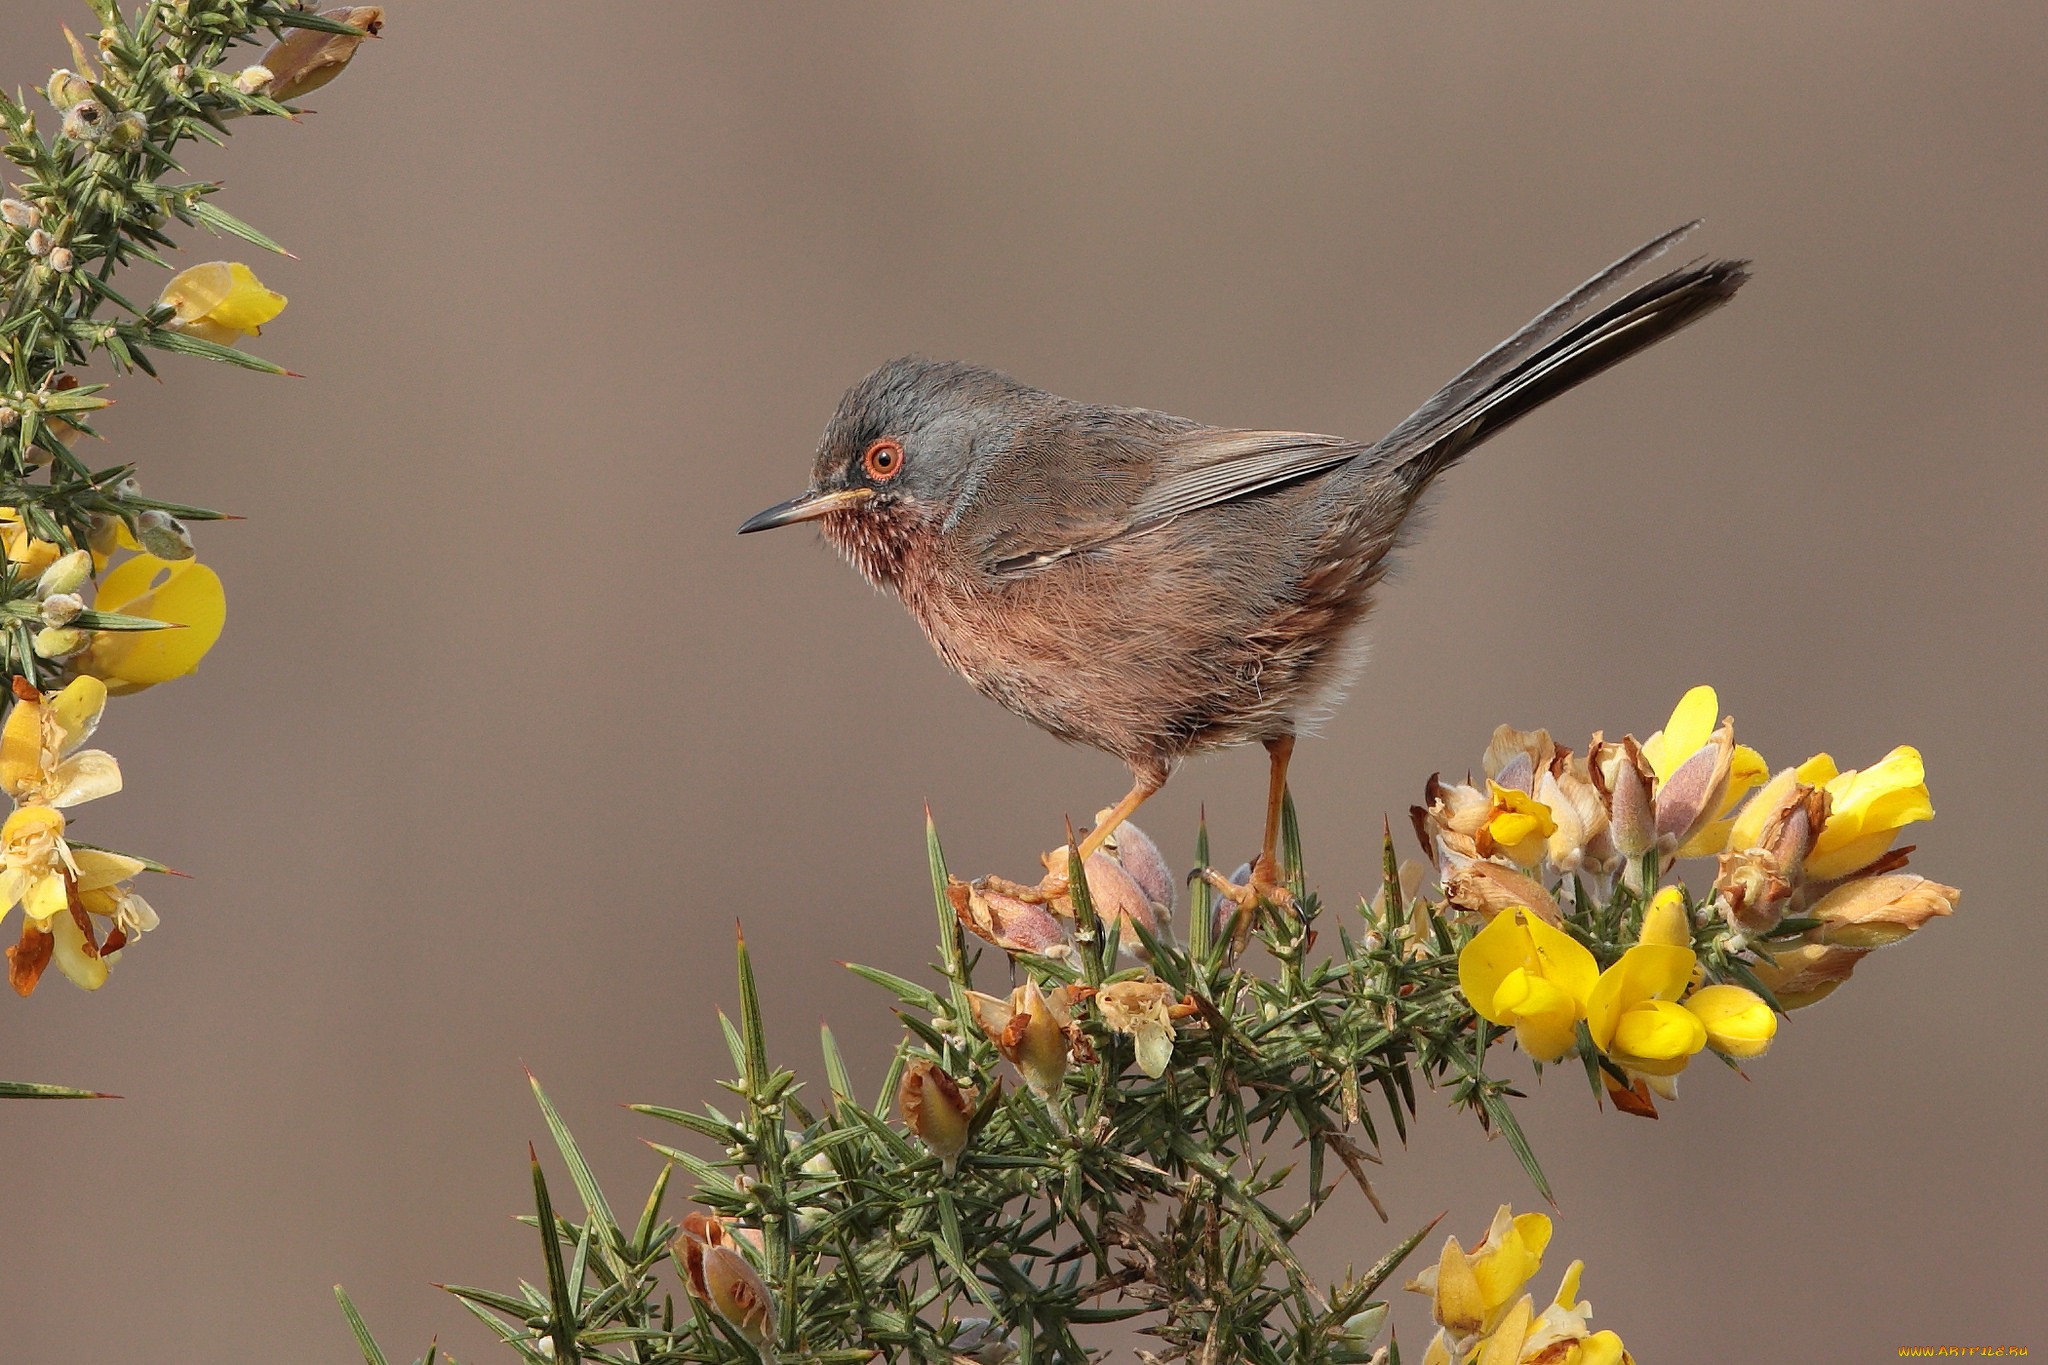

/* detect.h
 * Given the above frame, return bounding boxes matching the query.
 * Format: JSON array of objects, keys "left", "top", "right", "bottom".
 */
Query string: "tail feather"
[{"left": 1373, "top": 232, "right": 1750, "bottom": 487}]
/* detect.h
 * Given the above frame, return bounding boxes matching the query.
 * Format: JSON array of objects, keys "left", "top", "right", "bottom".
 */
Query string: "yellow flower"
[
  {"left": 1801, "top": 746, "right": 1934, "bottom": 880},
  {"left": 1684, "top": 983, "right": 1776, "bottom": 1058},
  {"left": 1638, "top": 886, "right": 1691, "bottom": 947},
  {"left": 77, "top": 553, "right": 227, "bottom": 695},
  {"left": 1640, "top": 684, "right": 1718, "bottom": 784},
  {"left": 158, "top": 261, "right": 287, "bottom": 347},
  {"left": 1474, "top": 1259, "right": 1635, "bottom": 1365},
  {"left": 1585, "top": 941, "right": 1706, "bottom": 1078},
  {"left": 1406, "top": 1205, "right": 1553, "bottom": 1344},
  {"left": 1459, "top": 908, "right": 1598, "bottom": 1062},
  {"left": 0, "top": 676, "right": 119, "bottom": 808},
  {"left": 1483, "top": 782, "right": 1556, "bottom": 867},
  {"left": 0, "top": 506, "right": 62, "bottom": 577}
]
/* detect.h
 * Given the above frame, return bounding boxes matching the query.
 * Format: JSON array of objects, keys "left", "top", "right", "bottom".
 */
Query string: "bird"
[{"left": 740, "top": 223, "right": 1748, "bottom": 908}]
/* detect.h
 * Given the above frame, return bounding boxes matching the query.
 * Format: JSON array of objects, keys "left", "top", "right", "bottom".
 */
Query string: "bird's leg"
[
  {"left": 1202, "top": 733, "right": 1299, "bottom": 947},
  {"left": 1009, "top": 769, "right": 1165, "bottom": 905},
  {"left": 1077, "top": 772, "right": 1163, "bottom": 861}
]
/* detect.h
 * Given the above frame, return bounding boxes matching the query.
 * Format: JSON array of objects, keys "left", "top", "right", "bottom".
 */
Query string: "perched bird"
[{"left": 741, "top": 223, "right": 1748, "bottom": 904}]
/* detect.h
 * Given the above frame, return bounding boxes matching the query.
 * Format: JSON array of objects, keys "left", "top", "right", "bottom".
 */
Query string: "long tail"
[{"left": 1373, "top": 222, "right": 1750, "bottom": 486}]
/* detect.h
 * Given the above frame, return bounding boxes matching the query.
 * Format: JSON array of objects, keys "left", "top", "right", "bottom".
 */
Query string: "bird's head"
[{"left": 738, "top": 357, "right": 1045, "bottom": 589}]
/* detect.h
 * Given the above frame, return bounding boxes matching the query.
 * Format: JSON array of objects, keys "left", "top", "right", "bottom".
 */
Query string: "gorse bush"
[{"left": 342, "top": 685, "right": 1953, "bottom": 1365}]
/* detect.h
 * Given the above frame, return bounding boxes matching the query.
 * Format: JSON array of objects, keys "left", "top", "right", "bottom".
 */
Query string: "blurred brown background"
[{"left": 1, "top": 3, "right": 2042, "bottom": 1361}]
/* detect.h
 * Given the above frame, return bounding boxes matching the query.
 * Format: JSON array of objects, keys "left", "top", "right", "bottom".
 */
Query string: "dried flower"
[
  {"left": 61, "top": 99, "right": 109, "bottom": 143},
  {"left": 259, "top": 7, "right": 386, "bottom": 103},
  {"left": 45, "top": 69, "right": 93, "bottom": 109},
  {"left": 1749, "top": 940, "right": 1869, "bottom": 1010},
  {"left": 966, "top": 976, "right": 1079, "bottom": 1099},
  {"left": 673, "top": 1212, "right": 776, "bottom": 1354},
  {"left": 233, "top": 65, "right": 274, "bottom": 96},
  {"left": 1806, "top": 872, "right": 1958, "bottom": 948},
  {"left": 898, "top": 1058, "right": 977, "bottom": 1175},
  {"left": 949, "top": 877, "right": 1070, "bottom": 958},
  {"left": 1095, "top": 977, "right": 1180, "bottom": 1077}
]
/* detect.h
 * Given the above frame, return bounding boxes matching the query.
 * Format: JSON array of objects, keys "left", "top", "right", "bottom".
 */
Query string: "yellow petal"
[
  {"left": 82, "top": 556, "right": 227, "bottom": 694},
  {"left": 209, "top": 262, "right": 288, "bottom": 334},
  {"left": 1686, "top": 983, "right": 1777, "bottom": 1058},
  {"left": 48, "top": 749, "right": 121, "bottom": 808},
  {"left": 1612, "top": 998, "right": 1709, "bottom": 1064},
  {"left": 1476, "top": 1296, "right": 1534, "bottom": 1365},
  {"left": 51, "top": 905, "right": 108, "bottom": 990},
  {"left": 1432, "top": 1234, "right": 1486, "bottom": 1335},
  {"left": 1795, "top": 752, "right": 1839, "bottom": 786},
  {"left": 0, "top": 692, "right": 44, "bottom": 798},
  {"left": 1554, "top": 1259, "right": 1584, "bottom": 1310},
  {"left": 1639, "top": 888, "right": 1690, "bottom": 947},
  {"left": 160, "top": 261, "right": 235, "bottom": 321},
  {"left": 46, "top": 675, "right": 107, "bottom": 754},
  {"left": 71, "top": 847, "right": 147, "bottom": 890},
  {"left": 1586, "top": 944, "right": 1697, "bottom": 1051},
  {"left": 1642, "top": 685, "right": 1718, "bottom": 783},
  {"left": 24, "top": 871, "right": 70, "bottom": 924},
  {"left": 1579, "top": 1330, "right": 1628, "bottom": 1365}
]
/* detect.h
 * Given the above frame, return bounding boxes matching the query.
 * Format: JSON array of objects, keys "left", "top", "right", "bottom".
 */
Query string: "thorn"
[
  {"left": 281, "top": 370, "right": 305, "bottom": 379},
  {"left": 734, "top": 919, "right": 746, "bottom": 948}
]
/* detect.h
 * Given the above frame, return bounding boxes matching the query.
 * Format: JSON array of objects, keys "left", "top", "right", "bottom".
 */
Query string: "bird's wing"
[
  {"left": 1119, "top": 428, "right": 1366, "bottom": 528},
  {"left": 971, "top": 425, "right": 1365, "bottom": 578}
]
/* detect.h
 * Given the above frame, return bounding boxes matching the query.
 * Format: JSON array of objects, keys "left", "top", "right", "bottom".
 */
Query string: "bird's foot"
[{"left": 1199, "top": 855, "right": 1296, "bottom": 953}]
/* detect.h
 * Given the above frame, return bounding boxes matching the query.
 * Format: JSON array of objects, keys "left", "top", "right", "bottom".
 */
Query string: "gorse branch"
[
  {"left": 344, "top": 682, "right": 1957, "bottom": 1364},
  {"left": 0, "top": 5, "right": 381, "bottom": 1021}
]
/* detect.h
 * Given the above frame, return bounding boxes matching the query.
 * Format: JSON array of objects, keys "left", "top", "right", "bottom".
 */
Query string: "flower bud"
[
  {"left": 0, "top": 200, "right": 40, "bottom": 231},
  {"left": 1608, "top": 756, "right": 1654, "bottom": 859},
  {"left": 259, "top": 7, "right": 385, "bottom": 103},
  {"left": 61, "top": 100, "right": 109, "bottom": 144},
  {"left": 1080, "top": 850, "right": 1166, "bottom": 957},
  {"left": 233, "top": 65, "right": 274, "bottom": 95},
  {"left": 1337, "top": 1303, "right": 1389, "bottom": 1349},
  {"left": 1684, "top": 983, "right": 1776, "bottom": 1058},
  {"left": 897, "top": 1058, "right": 976, "bottom": 1175},
  {"left": 25, "top": 229, "right": 53, "bottom": 258},
  {"left": 1639, "top": 886, "right": 1691, "bottom": 947},
  {"left": 45, "top": 247, "right": 74, "bottom": 272},
  {"left": 948, "top": 1319, "right": 1019, "bottom": 1365},
  {"left": 107, "top": 111, "right": 146, "bottom": 150},
  {"left": 46, "top": 69, "right": 93, "bottom": 109},
  {"left": 32, "top": 626, "right": 89, "bottom": 660},
  {"left": 1806, "top": 873, "right": 1958, "bottom": 949},
  {"left": 39, "top": 593, "right": 84, "bottom": 627},
  {"left": 1653, "top": 719, "right": 1734, "bottom": 852},
  {"left": 1105, "top": 817, "right": 1176, "bottom": 925},
  {"left": 134, "top": 509, "right": 194, "bottom": 560},
  {"left": 37, "top": 550, "right": 92, "bottom": 599}
]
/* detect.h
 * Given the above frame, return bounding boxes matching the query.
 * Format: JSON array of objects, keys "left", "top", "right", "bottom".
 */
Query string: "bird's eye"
[{"left": 862, "top": 438, "right": 905, "bottom": 482}]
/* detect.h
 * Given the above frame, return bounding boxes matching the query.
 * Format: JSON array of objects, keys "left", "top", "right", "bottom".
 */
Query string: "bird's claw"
[{"left": 1199, "top": 856, "right": 1297, "bottom": 953}]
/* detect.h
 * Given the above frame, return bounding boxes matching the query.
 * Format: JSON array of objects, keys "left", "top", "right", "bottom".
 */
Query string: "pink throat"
[{"left": 819, "top": 502, "right": 921, "bottom": 592}]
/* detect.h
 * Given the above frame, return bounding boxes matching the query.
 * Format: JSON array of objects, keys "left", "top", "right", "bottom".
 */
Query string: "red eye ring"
[{"left": 863, "top": 438, "right": 905, "bottom": 482}]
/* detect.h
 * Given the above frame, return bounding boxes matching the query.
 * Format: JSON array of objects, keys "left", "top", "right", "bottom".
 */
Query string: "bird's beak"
[{"left": 736, "top": 487, "right": 875, "bottom": 534}]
